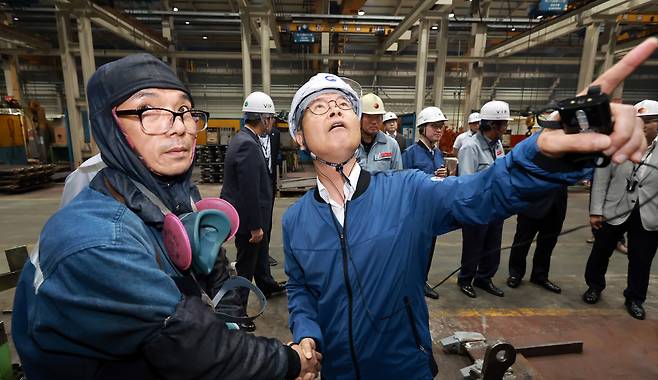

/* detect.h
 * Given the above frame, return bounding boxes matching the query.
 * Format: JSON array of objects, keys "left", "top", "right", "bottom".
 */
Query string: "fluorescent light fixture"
[
  {"left": 13, "top": 17, "right": 19, "bottom": 21},
  {"left": 173, "top": 7, "right": 179, "bottom": 12},
  {"left": 357, "top": 10, "right": 365, "bottom": 16},
  {"left": 449, "top": 12, "right": 455, "bottom": 18},
  {"left": 536, "top": 15, "right": 543, "bottom": 19},
  {"left": 202, "top": 36, "right": 208, "bottom": 40},
  {"left": 511, "top": 27, "right": 516, "bottom": 31},
  {"left": 431, "top": 25, "right": 438, "bottom": 30},
  {"left": 185, "top": 21, "right": 190, "bottom": 25}
]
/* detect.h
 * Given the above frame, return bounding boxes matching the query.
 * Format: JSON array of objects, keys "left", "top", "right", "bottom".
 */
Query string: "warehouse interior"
[{"left": 1, "top": 0, "right": 658, "bottom": 379}]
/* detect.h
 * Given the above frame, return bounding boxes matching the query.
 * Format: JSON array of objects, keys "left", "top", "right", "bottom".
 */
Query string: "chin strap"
[{"left": 309, "top": 150, "right": 355, "bottom": 187}]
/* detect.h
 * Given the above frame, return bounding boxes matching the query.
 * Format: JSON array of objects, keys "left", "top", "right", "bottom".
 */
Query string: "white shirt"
[
  {"left": 452, "top": 130, "right": 476, "bottom": 151},
  {"left": 316, "top": 163, "right": 361, "bottom": 227},
  {"left": 259, "top": 134, "right": 272, "bottom": 172},
  {"left": 636, "top": 137, "right": 657, "bottom": 179},
  {"left": 60, "top": 153, "right": 107, "bottom": 207}
]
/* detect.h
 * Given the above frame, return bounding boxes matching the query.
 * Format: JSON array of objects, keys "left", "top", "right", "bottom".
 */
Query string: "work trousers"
[
  {"left": 458, "top": 220, "right": 504, "bottom": 284},
  {"left": 585, "top": 206, "right": 658, "bottom": 303}
]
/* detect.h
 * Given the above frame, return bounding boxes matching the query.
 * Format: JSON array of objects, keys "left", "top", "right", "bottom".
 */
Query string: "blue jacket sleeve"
[
  {"left": 413, "top": 132, "right": 592, "bottom": 235},
  {"left": 402, "top": 147, "right": 413, "bottom": 170},
  {"left": 391, "top": 141, "right": 403, "bottom": 170},
  {"left": 282, "top": 216, "right": 324, "bottom": 351}
]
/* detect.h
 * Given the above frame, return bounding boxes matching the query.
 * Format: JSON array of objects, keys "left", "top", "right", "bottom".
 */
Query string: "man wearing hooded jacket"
[
  {"left": 283, "top": 37, "right": 655, "bottom": 379},
  {"left": 12, "top": 54, "right": 318, "bottom": 380}
]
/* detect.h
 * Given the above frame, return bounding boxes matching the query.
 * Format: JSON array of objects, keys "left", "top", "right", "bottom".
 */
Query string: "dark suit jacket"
[
  {"left": 520, "top": 185, "right": 568, "bottom": 219},
  {"left": 269, "top": 127, "right": 281, "bottom": 191},
  {"left": 220, "top": 128, "right": 273, "bottom": 234},
  {"left": 394, "top": 133, "right": 407, "bottom": 152}
]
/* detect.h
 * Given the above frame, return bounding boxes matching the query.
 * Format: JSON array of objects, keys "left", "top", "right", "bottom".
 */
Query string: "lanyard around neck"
[{"left": 129, "top": 178, "right": 196, "bottom": 215}]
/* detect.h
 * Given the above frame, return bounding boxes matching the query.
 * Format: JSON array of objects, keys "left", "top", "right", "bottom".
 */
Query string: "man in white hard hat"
[
  {"left": 583, "top": 99, "right": 658, "bottom": 320},
  {"left": 452, "top": 112, "right": 480, "bottom": 156},
  {"left": 383, "top": 111, "right": 407, "bottom": 151},
  {"left": 402, "top": 106, "right": 449, "bottom": 299},
  {"left": 281, "top": 36, "right": 653, "bottom": 378},
  {"left": 456, "top": 100, "right": 511, "bottom": 299},
  {"left": 356, "top": 93, "right": 403, "bottom": 172},
  {"left": 220, "top": 91, "right": 285, "bottom": 331}
]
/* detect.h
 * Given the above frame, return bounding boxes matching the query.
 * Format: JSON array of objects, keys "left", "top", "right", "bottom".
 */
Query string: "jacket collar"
[{"left": 314, "top": 169, "right": 371, "bottom": 203}]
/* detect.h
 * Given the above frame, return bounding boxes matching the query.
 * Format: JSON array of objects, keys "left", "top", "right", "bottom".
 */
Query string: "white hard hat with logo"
[
  {"left": 416, "top": 106, "right": 448, "bottom": 128},
  {"left": 480, "top": 100, "right": 513, "bottom": 121},
  {"left": 361, "top": 93, "right": 386, "bottom": 115},
  {"left": 467, "top": 112, "right": 481, "bottom": 123},
  {"left": 383, "top": 112, "right": 398, "bottom": 122},
  {"left": 242, "top": 91, "right": 276, "bottom": 114},
  {"left": 634, "top": 100, "right": 658, "bottom": 117},
  {"left": 288, "top": 73, "right": 361, "bottom": 139}
]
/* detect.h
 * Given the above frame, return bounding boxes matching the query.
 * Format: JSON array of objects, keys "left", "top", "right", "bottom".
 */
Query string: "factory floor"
[{"left": 0, "top": 183, "right": 656, "bottom": 379}]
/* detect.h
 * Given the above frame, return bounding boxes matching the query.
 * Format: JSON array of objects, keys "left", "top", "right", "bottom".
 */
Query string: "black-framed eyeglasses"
[
  {"left": 115, "top": 107, "right": 209, "bottom": 135},
  {"left": 306, "top": 96, "right": 353, "bottom": 116}
]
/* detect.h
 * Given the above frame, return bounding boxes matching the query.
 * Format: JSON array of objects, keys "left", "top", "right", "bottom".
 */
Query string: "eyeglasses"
[
  {"left": 115, "top": 107, "right": 209, "bottom": 135},
  {"left": 306, "top": 96, "right": 353, "bottom": 116}
]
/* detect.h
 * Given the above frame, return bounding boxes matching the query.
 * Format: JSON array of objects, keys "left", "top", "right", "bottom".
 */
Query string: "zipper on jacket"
[
  {"left": 403, "top": 297, "right": 425, "bottom": 353},
  {"left": 331, "top": 203, "right": 362, "bottom": 379}
]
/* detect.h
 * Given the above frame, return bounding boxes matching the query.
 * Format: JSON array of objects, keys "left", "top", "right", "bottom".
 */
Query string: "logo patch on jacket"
[{"left": 374, "top": 151, "right": 393, "bottom": 161}]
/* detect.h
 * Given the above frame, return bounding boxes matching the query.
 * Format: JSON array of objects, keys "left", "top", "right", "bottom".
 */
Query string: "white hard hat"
[
  {"left": 416, "top": 106, "right": 448, "bottom": 128},
  {"left": 480, "top": 100, "right": 513, "bottom": 121},
  {"left": 242, "top": 91, "right": 275, "bottom": 114},
  {"left": 383, "top": 112, "right": 398, "bottom": 122},
  {"left": 467, "top": 112, "right": 481, "bottom": 124},
  {"left": 634, "top": 100, "right": 658, "bottom": 117},
  {"left": 361, "top": 93, "right": 386, "bottom": 115},
  {"left": 288, "top": 73, "right": 361, "bottom": 139}
]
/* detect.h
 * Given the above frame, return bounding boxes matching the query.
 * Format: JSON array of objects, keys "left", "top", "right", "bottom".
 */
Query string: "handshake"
[{"left": 289, "top": 338, "right": 322, "bottom": 380}]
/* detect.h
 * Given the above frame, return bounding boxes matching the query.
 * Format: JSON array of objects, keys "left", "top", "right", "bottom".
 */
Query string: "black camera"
[{"left": 557, "top": 86, "right": 613, "bottom": 135}]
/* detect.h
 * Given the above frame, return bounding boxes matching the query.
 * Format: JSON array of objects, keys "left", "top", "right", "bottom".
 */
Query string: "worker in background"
[
  {"left": 452, "top": 112, "right": 481, "bottom": 156},
  {"left": 402, "top": 106, "right": 449, "bottom": 300},
  {"left": 583, "top": 99, "right": 658, "bottom": 320},
  {"left": 12, "top": 54, "right": 318, "bottom": 379},
  {"left": 282, "top": 38, "right": 652, "bottom": 377},
  {"left": 456, "top": 101, "right": 510, "bottom": 298},
  {"left": 383, "top": 111, "right": 407, "bottom": 151},
  {"left": 356, "top": 93, "right": 403, "bottom": 172},
  {"left": 221, "top": 91, "right": 286, "bottom": 331}
]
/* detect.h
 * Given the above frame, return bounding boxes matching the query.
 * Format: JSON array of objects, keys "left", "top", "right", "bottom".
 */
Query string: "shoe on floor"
[
  {"left": 624, "top": 299, "right": 646, "bottom": 320},
  {"left": 530, "top": 278, "right": 562, "bottom": 294},
  {"left": 424, "top": 283, "right": 439, "bottom": 299},
  {"left": 582, "top": 288, "right": 601, "bottom": 304},
  {"left": 238, "top": 320, "right": 256, "bottom": 332},
  {"left": 473, "top": 279, "right": 505, "bottom": 297},
  {"left": 268, "top": 255, "right": 278, "bottom": 266},
  {"left": 615, "top": 242, "right": 628, "bottom": 255},
  {"left": 506, "top": 276, "right": 521, "bottom": 288},
  {"left": 458, "top": 282, "right": 477, "bottom": 298},
  {"left": 263, "top": 281, "right": 287, "bottom": 299},
  {"left": 586, "top": 236, "right": 595, "bottom": 244}
]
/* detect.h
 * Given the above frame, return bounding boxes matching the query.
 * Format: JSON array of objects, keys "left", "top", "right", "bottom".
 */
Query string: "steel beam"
[
  {"left": 0, "top": 24, "right": 52, "bottom": 49},
  {"left": 161, "top": 0, "right": 177, "bottom": 71},
  {"left": 415, "top": 19, "right": 430, "bottom": 115},
  {"left": 260, "top": 17, "right": 271, "bottom": 94},
  {"left": 600, "top": 22, "right": 620, "bottom": 75},
  {"left": 76, "top": 11, "right": 98, "bottom": 155},
  {"left": 264, "top": 0, "right": 282, "bottom": 51},
  {"left": 433, "top": 15, "right": 449, "bottom": 106},
  {"left": 485, "top": 0, "right": 655, "bottom": 58},
  {"left": 55, "top": 11, "right": 84, "bottom": 167},
  {"left": 241, "top": 22, "right": 252, "bottom": 98},
  {"left": 1, "top": 52, "right": 22, "bottom": 101},
  {"left": 464, "top": 2, "right": 490, "bottom": 118},
  {"left": 379, "top": 0, "right": 452, "bottom": 54},
  {"left": 577, "top": 22, "right": 601, "bottom": 93}
]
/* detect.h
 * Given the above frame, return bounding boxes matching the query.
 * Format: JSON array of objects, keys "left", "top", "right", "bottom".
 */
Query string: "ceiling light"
[
  {"left": 536, "top": 15, "right": 543, "bottom": 19},
  {"left": 173, "top": 7, "right": 179, "bottom": 12},
  {"left": 511, "top": 27, "right": 516, "bottom": 31},
  {"left": 202, "top": 36, "right": 208, "bottom": 40},
  {"left": 185, "top": 21, "right": 190, "bottom": 25},
  {"left": 431, "top": 25, "right": 438, "bottom": 30},
  {"left": 449, "top": 12, "right": 455, "bottom": 18},
  {"left": 357, "top": 10, "right": 365, "bottom": 16},
  {"left": 13, "top": 17, "right": 18, "bottom": 21}
]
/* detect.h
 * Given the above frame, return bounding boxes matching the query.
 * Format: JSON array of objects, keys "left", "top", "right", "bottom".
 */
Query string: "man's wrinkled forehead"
[{"left": 121, "top": 88, "right": 192, "bottom": 106}]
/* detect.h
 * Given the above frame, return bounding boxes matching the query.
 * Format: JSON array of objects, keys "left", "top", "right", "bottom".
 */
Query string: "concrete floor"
[{"left": 0, "top": 183, "right": 656, "bottom": 378}]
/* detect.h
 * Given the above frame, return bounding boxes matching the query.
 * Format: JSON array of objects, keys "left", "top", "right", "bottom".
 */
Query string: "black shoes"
[
  {"left": 268, "top": 255, "right": 278, "bottom": 266},
  {"left": 625, "top": 299, "right": 646, "bottom": 320},
  {"left": 458, "top": 282, "right": 477, "bottom": 298},
  {"left": 263, "top": 281, "right": 287, "bottom": 299},
  {"left": 582, "top": 288, "right": 601, "bottom": 304},
  {"left": 473, "top": 279, "right": 505, "bottom": 297},
  {"left": 506, "top": 276, "right": 521, "bottom": 288},
  {"left": 530, "top": 278, "right": 562, "bottom": 294},
  {"left": 238, "top": 320, "right": 256, "bottom": 332},
  {"left": 424, "top": 283, "right": 439, "bottom": 299}
]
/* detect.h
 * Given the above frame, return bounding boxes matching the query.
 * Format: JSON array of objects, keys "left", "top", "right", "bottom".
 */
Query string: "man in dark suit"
[
  {"left": 220, "top": 91, "right": 282, "bottom": 331},
  {"left": 507, "top": 186, "right": 568, "bottom": 293}
]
